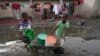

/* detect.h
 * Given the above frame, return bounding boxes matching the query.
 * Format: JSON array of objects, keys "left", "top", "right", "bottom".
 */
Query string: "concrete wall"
[
  {"left": 75, "top": 0, "right": 100, "bottom": 18},
  {"left": 74, "top": 0, "right": 95, "bottom": 18},
  {"left": 92, "top": 0, "right": 100, "bottom": 16}
]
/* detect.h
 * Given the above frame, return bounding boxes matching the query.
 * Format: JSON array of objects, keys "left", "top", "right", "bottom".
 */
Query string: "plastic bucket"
[
  {"left": 22, "top": 29, "right": 35, "bottom": 42},
  {"left": 45, "top": 35, "right": 57, "bottom": 46},
  {"left": 37, "top": 33, "right": 47, "bottom": 46}
]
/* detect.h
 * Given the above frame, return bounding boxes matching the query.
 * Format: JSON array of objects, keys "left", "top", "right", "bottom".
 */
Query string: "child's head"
[
  {"left": 62, "top": 15, "right": 68, "bottom": 24},
  {"left": 22, "top": 12, "right": 28, "bottom": 20}
]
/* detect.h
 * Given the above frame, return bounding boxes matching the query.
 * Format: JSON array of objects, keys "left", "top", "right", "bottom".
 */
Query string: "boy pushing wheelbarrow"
[{"left": 50, "top": 15, "right": 70, "bottom": 46}]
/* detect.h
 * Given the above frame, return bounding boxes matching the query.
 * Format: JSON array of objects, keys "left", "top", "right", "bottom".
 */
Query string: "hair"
[
  {"left": 62, "top": 15, "right": 68, "bottom": 24},
  {"left": 21, "top": 12, "right": 29, "bottom": 22},
  {"left": 22, "top": 12, "right": 28, "bottom": 18}
]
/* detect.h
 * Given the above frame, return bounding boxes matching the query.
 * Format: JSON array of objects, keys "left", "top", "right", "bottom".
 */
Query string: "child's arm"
[
  {"left": 49, "top": 21, "right": 61, "bottom": 35},
  {"left": 49, "top": 25, "right": 58, "bottom": 35},
  {"left": 66, "top": 21, "right": 70, "bottom": 28},
  {"left": 28, "top": 19, "right": 32, "bottom": 25}
]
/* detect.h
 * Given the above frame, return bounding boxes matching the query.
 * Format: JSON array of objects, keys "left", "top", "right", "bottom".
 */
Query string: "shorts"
[
  {"left": 59, "top": 38, "right": 64, "bottom": 46},
  {"left": 21, "top": 36, "right": 31, "bottom": 44},
  {"left": 56, "top": 38, "right": 64, "bottom": 46},
  {"left": 54, "top": 33, "right": 65, "bottom": 46}
]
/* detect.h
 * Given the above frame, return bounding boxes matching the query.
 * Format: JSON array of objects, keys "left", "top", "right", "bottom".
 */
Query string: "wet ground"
[{"left": 0, "top": 37, "right": 100, "bottom": 56}]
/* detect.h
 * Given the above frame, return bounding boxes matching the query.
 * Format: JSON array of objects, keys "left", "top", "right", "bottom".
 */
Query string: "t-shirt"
[
  {"left": 19, "top": 19, "right": 32, "bottom": 31},
  {"left": 53, "top": 5, "right": 59, "bottom": 15},
  {"left": 19, "top": 19, "right": 32, "bottom": 25},
  {"left": 55, "top": 21, "right": 70, "bottom": 38},
  {"left": 57, "top": 5, "right": 62, "bottom": 12},
  {"left": 80, "top": 0, "right": 84, "bottom": 4},
  {"left": 12, "top": 3, "right": 20, "bottom": 10}
]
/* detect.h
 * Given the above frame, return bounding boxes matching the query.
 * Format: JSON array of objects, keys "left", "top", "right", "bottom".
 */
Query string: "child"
[
  {"left": 19, "top": 12, "right": 32, "bottom": 31},
  {"left": 50, "top": 15, "right": 70, "bottom": 46},
  {"left": 19, "top": 12, "right": 32, "bottom": 51}
]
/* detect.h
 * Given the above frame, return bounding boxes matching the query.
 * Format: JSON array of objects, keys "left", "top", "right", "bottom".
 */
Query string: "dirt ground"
[
  {"left": 0, "top": 17, "right": 100, "bottom": 42},
  {"left": 0, "top": 16, "right": 100, "bottom": 56}
]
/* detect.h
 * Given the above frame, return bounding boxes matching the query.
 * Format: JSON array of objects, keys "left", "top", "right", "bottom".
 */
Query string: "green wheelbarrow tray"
[{"left": 22, "top": 29, "right": 35, "bottom": 42}]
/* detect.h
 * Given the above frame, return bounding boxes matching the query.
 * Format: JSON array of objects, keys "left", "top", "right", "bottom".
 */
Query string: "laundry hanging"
[
  {"left": 0, "top": 4, "right": 7, "bottom": 10},
  {"left": 80, "top": 0, "right": 84, "bottom": 4},
  {"left": 53, "top": 4, "right": 59, "bottom": 15},
  {"left": 13, "top": 10, "right": 21, "bottom": 20},
  {"left": 30, "top": 4, "right": 33, "bottom": 9},
  {"left": 11, "top": 3, "right": 20, "bottom": 11},
  {"left": 50, "top": 4, "right": 53, "bottom": 12},
  {"left": 74, "top": 1, "right": 78, "bottom": 6},
  {"left": 78, "top": 0, "right": 84, "bottom": 5},
  {"left": 22, "top": 4, "right": 28, "bottom": 8},
  {"left": 43, "top": 8, "right": 47, "bottom": 19},
  {"left": 63, "top": 3, "right": 67, "bottom": 8},
  {"left": 66, "top": 2, "right": 74, "bottom": 16},
  {"left": 57, "top": 4, "right": 62, "bottom": 13},
  {"left": 6, "top": 3, "right": 9, "bottom": 6},
  {"left": 21, "top": 4, "right": 25, "bottom": 8},
  {"left": 36, "top": 4, "right": 41, "bottom": 12},
  {"left": 34, "top": 3, "right": 41, "bottom": 12},
  {"left": 44, "top": 4, "right": 51, "bottom": 10}
]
